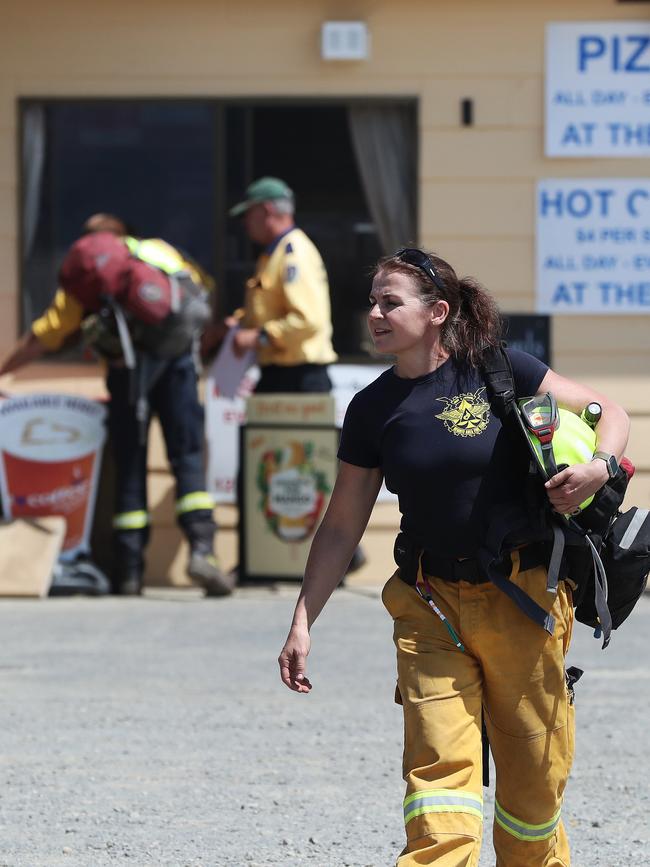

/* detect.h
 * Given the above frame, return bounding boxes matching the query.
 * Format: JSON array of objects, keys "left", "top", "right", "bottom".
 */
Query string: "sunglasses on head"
[{"left": 395, "top": 248, "right": 446, "bottom": 293}]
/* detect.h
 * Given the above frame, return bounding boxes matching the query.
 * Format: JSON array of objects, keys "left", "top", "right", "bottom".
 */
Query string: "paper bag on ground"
[{"left": 0, "top": 516, "right": 66, "bottom": 597}]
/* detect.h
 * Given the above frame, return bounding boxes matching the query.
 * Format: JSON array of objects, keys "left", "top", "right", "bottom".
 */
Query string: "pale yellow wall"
[{"left": 0, "top": 0, "right": 648, "bottom": 515}]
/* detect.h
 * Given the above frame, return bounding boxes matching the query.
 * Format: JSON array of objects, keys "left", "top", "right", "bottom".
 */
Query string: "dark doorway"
[{"left": 223, "top": 103, "right": 385, "bottom": 356}]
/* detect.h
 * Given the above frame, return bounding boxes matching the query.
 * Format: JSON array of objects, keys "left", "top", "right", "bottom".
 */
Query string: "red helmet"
[{"left": 59, "top": 232, "right": 131, "bottom": 311}]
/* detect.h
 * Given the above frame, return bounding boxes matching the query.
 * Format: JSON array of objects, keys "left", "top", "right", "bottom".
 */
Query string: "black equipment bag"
[
  {"left": 575, "top": 507, "right": 650, "bottom": 630},
  {"left": 564, "top": 463, "right": 629, "bottom": 613},
  {"left": 481, "top": 343, "right": 648, "bottom": 646}
]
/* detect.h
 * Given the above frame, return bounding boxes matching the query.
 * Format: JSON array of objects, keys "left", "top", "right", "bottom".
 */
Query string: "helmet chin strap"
[{"left": 538, "top": 431, "right": 558, "bottom": 479}]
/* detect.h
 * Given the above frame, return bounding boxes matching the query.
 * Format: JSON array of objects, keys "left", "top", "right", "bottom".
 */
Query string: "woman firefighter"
[{"left": 278, "top": 248, "right": 629, "bottom": 866}]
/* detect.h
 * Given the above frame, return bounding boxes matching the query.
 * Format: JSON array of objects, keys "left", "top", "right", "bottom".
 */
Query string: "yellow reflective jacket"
[{"left": 239, "top": 227, "right": 337, "bottom": 367}]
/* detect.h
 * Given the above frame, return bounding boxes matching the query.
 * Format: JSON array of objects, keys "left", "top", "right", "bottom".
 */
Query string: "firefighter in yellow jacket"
[
  {"left": 0, "top": 215, "right": 232, "bottom": 597},
  {"left": 278, "top": 248, "right": 630, "bottom": 865},
  {"left": 227, "top": 179, "right": 365, "bottom": 576},
  {"left": 228, "top": 177, "right": 337, "bottom": 394}
]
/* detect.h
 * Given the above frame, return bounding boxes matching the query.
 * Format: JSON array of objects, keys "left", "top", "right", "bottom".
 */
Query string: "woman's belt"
[
  {"left": 394, "top": 532, "right": 550, "bottom": 587},
  {"left": 420, "top": 551, "right": 488, "bottom": 584}
]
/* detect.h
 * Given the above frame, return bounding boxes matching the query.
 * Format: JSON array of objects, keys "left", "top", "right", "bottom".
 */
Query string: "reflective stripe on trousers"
[
  {"left": 382, "top": 551, "right": 575, "bottom": 867},
  {"left": 175, "top": 491, "right": 214, "bottom": 516},
  {"left": 495, "top": 799, "right": 562, "bottom": 843},
  {"left": 113, "top": 510, "right": 150, "bottom": 530},
  {"left": 404, "top": 789, "right": 483, "bottom": 825}
]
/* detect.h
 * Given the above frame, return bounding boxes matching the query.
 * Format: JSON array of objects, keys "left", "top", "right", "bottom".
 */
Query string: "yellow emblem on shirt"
[{"left": 435, "top": 388, "right": 490, "bottom": 437}]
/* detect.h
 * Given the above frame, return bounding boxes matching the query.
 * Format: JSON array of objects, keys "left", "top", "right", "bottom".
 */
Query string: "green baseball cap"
[{"left": 229, "top": 176, "right": 294, "bottom": 217}]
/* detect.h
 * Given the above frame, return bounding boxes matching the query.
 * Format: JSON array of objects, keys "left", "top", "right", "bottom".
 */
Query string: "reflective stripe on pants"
[
  {"left": 404, "top": 789, "right": 483, "bottom": 826},
  {"left": 494, "top": 800, "right": 562, "bottom": 843},
  {"left": 175, "top": 491, "right": 214, "bottom": 516},
  {"left": 113, "top": 510, "right": 150, "bottom": 530}
]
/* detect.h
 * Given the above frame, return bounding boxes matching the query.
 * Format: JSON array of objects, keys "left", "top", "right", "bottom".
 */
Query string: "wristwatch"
[{"left": 592, "top": 451, "right": 619, "bottom": 480}]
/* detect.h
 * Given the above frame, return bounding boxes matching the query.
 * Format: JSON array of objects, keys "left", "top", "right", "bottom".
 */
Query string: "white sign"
[
  {"left": 536, "top": 179, "right": 650, "bottom": 314},
  {"left": 269, "top": 470, "right": 317, "bottom": 520},
  {"left": 205, "top": 363, "right": 394, "bottom": 503},
  {"left": 546, "top": 21, "right": 650, "bottom": 157},
  {"left": 205, "top": 366, "right": 259, "bottom": 503},
  {"left": 328, "top": 363, "right": 389, "bottom": 427}
]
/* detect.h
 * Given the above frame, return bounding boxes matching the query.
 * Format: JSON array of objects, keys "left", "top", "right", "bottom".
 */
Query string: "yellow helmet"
[{"left": 519, "top": 395, "right": 597, "bottom": 512}]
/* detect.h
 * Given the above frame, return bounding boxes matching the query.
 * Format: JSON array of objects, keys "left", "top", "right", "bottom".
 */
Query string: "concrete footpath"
[{"left": 0, "top": 587, "right": 648, "bottom": 867}]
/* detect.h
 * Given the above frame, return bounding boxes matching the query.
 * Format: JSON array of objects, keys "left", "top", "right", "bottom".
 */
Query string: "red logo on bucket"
[{"left": 2, "top": 451, "right": 95, "bottom": 550}]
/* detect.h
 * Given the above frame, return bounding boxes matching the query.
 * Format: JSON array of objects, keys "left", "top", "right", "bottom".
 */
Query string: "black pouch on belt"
[{"left": 393, "top": 532, "right": 422, "bottom": 586}]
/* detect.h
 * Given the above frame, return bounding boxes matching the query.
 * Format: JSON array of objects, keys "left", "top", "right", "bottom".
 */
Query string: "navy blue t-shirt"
[{"left": 338, "top": 349, "right": 549, "bottom": 557}]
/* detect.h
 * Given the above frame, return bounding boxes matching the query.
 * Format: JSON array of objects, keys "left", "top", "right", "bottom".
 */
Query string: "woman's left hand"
[{"left": 545, "top": 460, "right": 609, "bottom": 515}]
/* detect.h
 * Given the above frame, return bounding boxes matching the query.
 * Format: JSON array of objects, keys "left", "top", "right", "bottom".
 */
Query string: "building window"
[
  {"left": 21, "top": 98, "right": 416, "bottom": 360},
  {"left": 21, "top": 100, "right": 217, "bottom": 331}
]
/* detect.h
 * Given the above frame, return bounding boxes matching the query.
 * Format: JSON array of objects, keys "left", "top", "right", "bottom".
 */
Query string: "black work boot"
[
  {"left": 187, "top": 547, "right": 235, "bottom": 597},
  {"left": 115, "top": 566, "right": 143, "bottom": 596},
  {"left": 183, "top": 517, "right": 234, "bottom": 597}
]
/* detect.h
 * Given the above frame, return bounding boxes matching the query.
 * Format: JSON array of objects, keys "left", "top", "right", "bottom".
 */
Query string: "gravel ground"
[{"left": 0, "top": 586, "right": 648, "bottom": 867}]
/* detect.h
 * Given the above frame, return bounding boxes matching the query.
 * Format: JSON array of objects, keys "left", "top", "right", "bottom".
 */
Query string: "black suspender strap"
[
  {"left": 546, "top": 523, "right": 564, "bottom": 594},
  {"left": 478, "top": 506, "right": 556, "bottom": 635},
  {"left": 480, "top": 342, "right": 517, "bottom": 423},
  {"left": 586, "top": 535, "right": 612, "bottom": 649}
]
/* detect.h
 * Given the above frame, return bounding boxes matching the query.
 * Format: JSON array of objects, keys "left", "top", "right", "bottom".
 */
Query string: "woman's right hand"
[{"left": 278, "top": 625, "right": 312, "bottom": 693}]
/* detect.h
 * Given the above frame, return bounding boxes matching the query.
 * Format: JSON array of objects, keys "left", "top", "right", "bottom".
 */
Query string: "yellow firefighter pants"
[{"left": 382, "top": 551, "right": 575, "bottom": 867}]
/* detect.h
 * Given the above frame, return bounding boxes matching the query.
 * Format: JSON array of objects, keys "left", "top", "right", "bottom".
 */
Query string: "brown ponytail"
[
  {"left": 446, "top": 275, "right": 502, "bottom": 366},
  {"left": 374, "top": 250, "right": 502, "bottom": 366}
]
